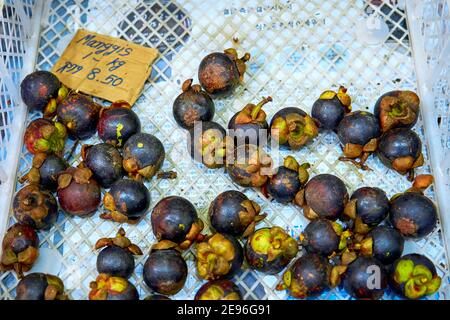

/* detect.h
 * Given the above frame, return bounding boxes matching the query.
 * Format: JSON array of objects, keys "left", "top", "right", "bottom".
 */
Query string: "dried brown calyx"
[
  {"left": 378, "top": 91, "right": 420, "bottom": 132},
  {"left": 224, "top": 48, "right": 251, "bottom": 82},
  {"left": 239, "top": 199, "right": 267, "bottom": 238},
  {"left": 234, "top": 96, "right": 272, "bottom": 125},
  {"left": 95, "top": 228, "right": 143, "bottom": 256}
]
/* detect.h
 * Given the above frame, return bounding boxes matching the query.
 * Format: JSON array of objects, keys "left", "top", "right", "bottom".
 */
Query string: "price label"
[{"left": 52, "top": 29, "right": 158, "bottom": 105}]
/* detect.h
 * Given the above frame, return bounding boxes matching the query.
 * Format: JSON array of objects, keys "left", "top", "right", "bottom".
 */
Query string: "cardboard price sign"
[{"left": 52, "top": 29, "right": 158, "bottom": 105}]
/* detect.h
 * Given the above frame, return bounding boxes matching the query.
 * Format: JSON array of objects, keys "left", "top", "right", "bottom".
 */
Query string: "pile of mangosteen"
[{"left": 0, "top": 44, "right": 443, "bottom": 302}]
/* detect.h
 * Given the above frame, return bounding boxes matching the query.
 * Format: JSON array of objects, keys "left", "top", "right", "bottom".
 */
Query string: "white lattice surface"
[{"left": 0, "top": 0, "right": 449, "bottom": 300}]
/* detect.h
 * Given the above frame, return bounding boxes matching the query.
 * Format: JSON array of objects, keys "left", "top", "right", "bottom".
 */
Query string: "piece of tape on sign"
[{"left": 52, "top": 29, "right": 158, "bottom": 105}]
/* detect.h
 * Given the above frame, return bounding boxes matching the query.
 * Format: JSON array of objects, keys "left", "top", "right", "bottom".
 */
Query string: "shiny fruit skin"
[
  {"left": 151, "top": 196, "right": 198, "bottom": 243},
  {"left": 343, "top": 256, "right": 387, "bottom": 300},
  {"left": 267, "top": 166, "right": 301, "bottom": 203},
  {"left": 312, "top": 96, "right": 346, "bottom": 130},
  {"left": 301, "top": 219, "right": 339, "bottom": 256},
  {"left": 304, "top": 174, "right": 348, "bottom": 220},
  {"left": 2, "top": 223, "right": 39, "bottom": 255},
  {"left": 143, "top": 249, "right": 188, "bottom": 295},
  {"left": 84, "top": 143, "right": 123, "bottom": 188},
  {"left": 108, "top": 179, "right": 150, "bottom": 219},
  {"left": 97, "top": 246, "right": 135, "bottom": 278},
  {"left": 20, "top": 71, "right": 60, "bottom": 111},
  {"left": 57, "top": 93, "right": 100, "bottom": 140},
  {"left": 97, "top": 106, "right": 141, "bottom": 147},
  {"left": 15, "top": 273, "right": 48, "bottom": 300},
  {"left": 368, "top": 226, "right": 404, "bottom": 265},
  {"left": 351, "top": 187, "right": 389, "bottom": 227},
  {"left": 39, "top": 155, "right": 67, "bottom": 191},
  {"left": 337, "top": 111, "right": 381, "bottom": 146},
  {"left": 389, "top": 192, "right": 437, "bottom": 238},
  {"left": 195, "top": 279, "right": 242, "bottom": 300}
]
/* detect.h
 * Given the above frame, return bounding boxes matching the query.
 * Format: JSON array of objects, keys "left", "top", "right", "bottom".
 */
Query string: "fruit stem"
[
  {"left": 251, "top": 96, "right": 272, "bottom": 120},
  {"left": 156, "top": 171, "right": 178, "bottom": 179}
]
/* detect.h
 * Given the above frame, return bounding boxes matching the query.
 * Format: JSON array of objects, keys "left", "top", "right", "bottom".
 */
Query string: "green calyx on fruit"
[
  {"left": 283, "top": 156, "right": 310, "bottom": 185},
  {"left": 196, "top": 234, "right": 236, "bottom": 280},
  {"left": 34, "top": 122, "right": 67, "bottom": 155},
  {"left": 44, "top": 85, "right": 69, "bottom": 118},
  {"left": 319, "top": 86, "right": 352, "bottom": 112},
  {"left": 271, "top": 113, "right": 318, "bottom": 149},
  {"left": 394, "top": 259, "right": 442, "bottom": 299},
  {"left": 239, "top": 199, "right": 266, "bottom": 238},
  {"left": 250, "top": 227, "right": 298, "bottom": 262}
]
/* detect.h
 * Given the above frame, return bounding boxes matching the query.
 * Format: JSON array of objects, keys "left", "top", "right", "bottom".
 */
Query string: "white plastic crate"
[{"left": 0, "top": 0, "right": 449, "bottom": 300}]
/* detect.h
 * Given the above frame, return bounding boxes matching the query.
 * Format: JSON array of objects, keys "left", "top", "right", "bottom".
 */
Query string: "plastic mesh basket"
[{"left": 0, "top": 0, "right": 449, "bottom": 300}]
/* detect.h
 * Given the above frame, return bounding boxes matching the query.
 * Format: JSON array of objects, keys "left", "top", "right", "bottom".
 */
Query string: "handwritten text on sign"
[{"left": 52, "top": 29, "right": 158, "bottom": 105}]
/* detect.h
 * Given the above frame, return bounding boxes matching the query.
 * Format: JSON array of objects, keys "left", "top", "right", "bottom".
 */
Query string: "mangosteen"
[
  {"left": 57, "top": 93, "right": 101, "bottom": 140},
  {"left": 13, "top": 184, "right": 58, "bottom": 230},
  {"left": 311, "top": 86, "right": 352, "bottom": 130},
  {"left": 188, "top": 121, "right": 227, "bottom": 169},
  {"left": 97, "top": 100, "right": 141, "bottom": 147},
  {"left": 228, "top": 96, "right": 272, "bottom": 146},
  {"left": 195, "top": 279, "right": 242, "bottom": 300},
  {"left": 89, "top": 274, "right": 139, "bottom": 300},
  {"left": 151, "top": 196, "right": 204, "bottom": 249},
  {"left": 389, "top": 191, "right": 437, "bottom": 239},
  {"left": 227, "top": 144, "right": 272, "bottom": 188},
  {"left": 15, "top": 273, "right": 68, "bottom": 300},
  {"left": 389, "top": 253, "right": 441, "bottom": 299},
  {"left": 24, "top": 118, "right": 67, "bottom": 155},
  {"left": 123, "top": 132, "right": 165, "bottom": 181},
  {"left": 173, "top": 79, "right": 215, "bottom": 129},
  {"left": 343, "top": 256, "right": 388, "bottom": 300},
  {"left": 344, "top": 187, "right": 390, "bottom": 234},
  {"left": 82, "top": 143, "right": 123, "bottom": 188},
  {"left": 209, "top": 190, "right": 266, "bottom": 237},
  {"left": 357, "top": 226, "right": 404, "bottom": 265},
  {"left": 95, "top": 228, "right": 143, "bottom": 278},
  {"left": 198, "top": 48, "right": 250, "bottom": 97},
  {"left": 301, "top": 219, "right": 350, "bottom": 257},
  {"left": 266, "top": 156, "right": 310, "bottom": 203},
  {"left": 20, "top": 70, "right": 68, "bottom": 117},
  {"left": 245, "top": 227, "right": 298, "bottom": 274},
  {"left": 144, "top": 294, "right": 171, "bottom": 300},
  {"left": 0, "top": 223, "right": 39, "bottom": 277},
  {"left": 270, "top": 107, "right": 318, "bottom": 150},
  {"left": 277, "top": 253, "right": 337, "bottom": 298},
  {"left": 374, "top": 90, "right": 420, "bottom": 132},
  {"left": 101, "top": 178, "right": 151, "bottom": 224},
  {"left": 296, "top": 174, "right": 348, "bottom": 221},
  {"left": 19, "top": 153, "right": 68, "bottom": 192},
  {"left": 143, "top": 241, "right": 188, "bottom": 295},
  {"left": 196, "top": 233, "right": 243, "bottom": 280},
  {"left": 377, "top": 127, "right": 424, "bottom": 179},
  {"left": 57, "top": 167, "right": 101, "bottom": 217},
  {"left": 336, "top": 111, "right": 381, "bottom": 170}
]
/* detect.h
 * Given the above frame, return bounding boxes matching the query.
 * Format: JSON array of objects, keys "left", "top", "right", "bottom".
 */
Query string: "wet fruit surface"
[
  {"left": 343, "top": 256, "right": 387, "bottom": 300},
  {"left": 198, "top": 49, "right": 250, "bottom": 97},
  {"left": 151, "top": 196, "right": 203, "bottom": 249},
  {"left": 374, "top": 90, "right": 420, "bottom": 132},
  {"left": 344, "top": 187, "right": 389, "bottom": 232},
  {"left": 196, "top": 233, "right": 243, "bottom": 280},
  {"left": 173, "top": 79, "right": 215, "bottom": 129},
  {"left": 227, "top": 144, "right": 272, "bottom": 188},
  {"left": 228, "top": 96, "right": 272, "bottom": 146},
  {"left": 270, "top": 107, "right": 318, "bottom": 150},
  {"left": 301, "top": 219, "right": 340, "bottom": 256},
  {"left": 0, "top": 223, "right": 39, "bottom": 277},
  {"left": 123, "top": 132, "right": 165, "bottom": 180},
  {"left": 16, "top": 273, "right": 68, "bottom": 300},
  {"left": 57, "top": 167, "right": 101, "bottom": 217},
  {"left": 95, "top": 228, "right": 143, "bottom": 278},
  {"left": 277, "top": 253, "right": 331, "bottom": 298},
  {"left": 13, "top": 184, "right": 58, "bottom": 230},
  {"left": 209, "top": 190, "right": 266, "bottom": 237},
  {"left": 195, "top": 279, "right": 242, "bottom": 300},
  {"left": 377, "top": 127, "right": 423, "bottom": 178},
  {"left": 20, "top": 70, "right": 67, "bottom": 117},
  {"left": 82, "top": 143, "right": 123, "bottom": 188},
  {"left": 389, "top": 192, "right": 437, "bottom": 238},
  {"left": 89, "top": 273, "right": 139, "bottom": 300},
  {"left": 389, "top": 254, "right": 441, "bottom": 299},
  {"left": 143, "top": 245, "right": 188, "bottom": 295},
  {"left": 57, "top": 93, "right": 101, "bottom": 140},
  {"left": 245, "top": 227, "right": 298, "bottom": 274},
  {"left": 311, "top": 86, "right": 351, "bottom": 130},
  {"left": 24, "top": 118, "right": 67, "bottom": 155},
  {"left": 302, "top": 174, "right": 348, "bottom": 220},
  {"left": 188, "top": 121, "right": 227, "bottom": 169},
  {"left": 97, "top": 101, "right": 141, "bottom": 147},
  {"left": 102, "top": 179, "right": 151, "bottom": 224}
]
